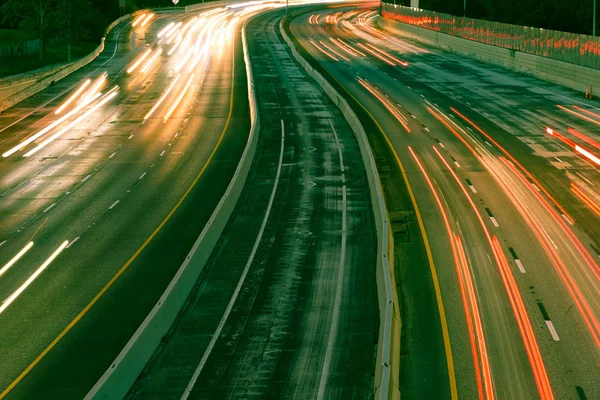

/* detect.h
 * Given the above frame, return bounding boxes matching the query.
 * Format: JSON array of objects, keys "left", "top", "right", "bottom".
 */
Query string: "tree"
[
  {"left": 1, "top": 0, "right": 55, "bottom": 62},
  {"left": 52, "top": 0, "right": 92, "bottom": 62}
]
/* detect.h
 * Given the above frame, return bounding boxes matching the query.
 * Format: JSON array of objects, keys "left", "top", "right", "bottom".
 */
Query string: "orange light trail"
[
  {"left": 319, "top": 40, "right": 350, "bottom": 61},
  {"left": 358, "top": 78, "right": 410, "bottom": 133},
  {"left": 431, "top": 147, "right": 554, "bottom": 400},
  {"left": 127, "top": 48, "right": 152, "bottom": 74},
  {"left": 309, "top": 39, "right": 339, "bottom": 61},
  {"left": 546, "top": 126, "right": 600, "bottom": 167},
  {"left": 364, "top": 42, "right": 408, "bottom": 66},
  {"left": 163, "top": 73, "right": 194, "bottom": 123},
  {"left": 567, "top": 127, "right": 600, "bottom": 152},
  {"left": 570, "top": 183, "right": 600, "bottom": 217},
  {"left": 356, "top": 42, "right": 395, "bottom": 66},
  {"left": 334, "top": 38, "right": 366, "bottom": 56},
  {"left": 408, "top": 146, "right": 493, "bottom": 399},
  {"left": 557, "top": 104, "right": 600, "bottom": 127},
  {"left": 451, "top": 107, "right": 573, "bottom": 222},
  {"left": 55, "top": 79, "right": 91, "bottom": 114}
]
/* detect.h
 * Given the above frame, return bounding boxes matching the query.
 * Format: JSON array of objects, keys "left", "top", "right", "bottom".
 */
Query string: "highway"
[
  {"left": 0, "top": 6, "right": 250, "bottom": 400},
  {"left": 127, "top": 8, "right": 378, "bottom": 400},
  {"left": 287, "top": 5, "right": 600, "bottom": 400}
]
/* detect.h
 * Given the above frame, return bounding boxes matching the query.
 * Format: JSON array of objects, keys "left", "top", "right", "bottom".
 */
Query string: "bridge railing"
[{"left": 381, "top": 2, "right": 600, "bottom": 70}]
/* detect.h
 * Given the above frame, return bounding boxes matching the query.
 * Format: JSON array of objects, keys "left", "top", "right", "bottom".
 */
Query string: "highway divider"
[
  {"left": 84, "top": 10, "right": 260, "bottom": 400},
  {"left": 0, "top": 14, "right": 132, "bottom": 114},
  {"left": 280, "top": 13, "right": 400, "bottom": 400},
  {"left": 377, "top": 4, "right": 600, "bottom": 94}
]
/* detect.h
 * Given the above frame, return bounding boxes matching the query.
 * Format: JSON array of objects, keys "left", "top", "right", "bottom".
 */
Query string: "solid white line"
[
  {"left": 43, "top": 203, "right": 56, "bottom": 213},
  {"left": 489, "top": 216, "right": 499, "bottom": 228},
  {"left": 515, "top": 259, "right": 526, "bottom": 273},
  {"left": 66, "top": 237, "right": 80, "bottom": 249},
  {"left": 81, "top": 174, "right": 92, "bottom": 183},
  {"left": 328, "top": 120, "right": 345, "bottom": 173},
  {"left": 180, "top": 119, "right": 286, "bottom": 400},
  {"left": 139, "top": 172, "right": 147, "bottom": 180},
  {"left": 545, "top": 320, "right": 560, "bottom": 341},
  {"left": 109, "top": 200, "right": 120, "bottom": 210},
  {"left": 0, "top": 241, "right": 34, "bottom": 278},
  {"left": 317, "top": 122, "right": 348, "bottom": 400}
]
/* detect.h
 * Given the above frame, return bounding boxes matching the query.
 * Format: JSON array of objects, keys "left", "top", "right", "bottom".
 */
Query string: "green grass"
[{"left": 0, "top": 40, "right": 98, "bottom": 78}]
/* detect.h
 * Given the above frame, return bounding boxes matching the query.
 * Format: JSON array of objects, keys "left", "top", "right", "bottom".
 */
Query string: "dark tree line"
[{"left": 385, "top": 0, "right": 598, "bottom": 36}]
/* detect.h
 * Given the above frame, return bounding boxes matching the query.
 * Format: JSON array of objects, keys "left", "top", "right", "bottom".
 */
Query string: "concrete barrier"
[
  {"left": 376, "top": 14, "right": 600, "bottom": 94},
  {"left": 279, "top": 15, "right": 400, "bottom": 400},
  {"left": 0, "top": 14, "right": 131, "bottom": 114},
  {"left": 84, "top": 14, "right": 260, "bottom": 400}
]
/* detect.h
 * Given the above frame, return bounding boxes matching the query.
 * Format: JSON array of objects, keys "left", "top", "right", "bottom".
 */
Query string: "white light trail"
[
  {"left": 164, "top": 73, "right": 194, "bottom": 122},
  {"left": 157, "top": 22, "right": 175, "bottom": 38},
  {"left": 140, "top": 13, "right": 154, "bottom": 27},
  {"left": 24, "top": 89, "right": 118, "bottom": 157},
  {"left": 127, "top": 48, "right": 152, "bottom": 73},
  {"left": 132, "top": 13, "right": 146, "bottom": 27},
  {"left": 144, "top": 74, "right": 181, "bottom": 120},
  {"left": 0, "top": 242, "right": 34, "bottom": 278},
  {"left": 55, "top": 79, "right": 91, "bottom": 114},
  {"left": 140, "top": 48, "right": 163, "bottom": 74},
  {"left": 0, "top": 240, "right": 68, "bottom": 315}
]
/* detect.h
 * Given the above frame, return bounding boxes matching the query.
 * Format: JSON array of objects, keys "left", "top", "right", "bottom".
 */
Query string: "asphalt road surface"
[
  {"left": 0, "top": 8, "right": 249, "bottom": 399},
  {"left": 127, "top": 8, "right": 379, "bottom": 400},
  {"left": 289, "top": 5, "right": 600, "bottom": 400}
]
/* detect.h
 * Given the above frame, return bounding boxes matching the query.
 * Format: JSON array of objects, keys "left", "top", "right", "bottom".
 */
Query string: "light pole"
[
  {"left": 594, "top": 0, "right": 596, "bottom": 37},
  {"left": 464, "top": 0, "right": 466, "bottom": 17}
]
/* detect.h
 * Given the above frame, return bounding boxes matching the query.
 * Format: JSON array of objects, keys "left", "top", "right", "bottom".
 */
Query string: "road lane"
[
  {"left": 289, "top": 6, "right": 600, "bottom": 399},
  {"left": 0, "top": 7, "right": 251, "bottom": 400},
  {"left": 127, "top": 8, "right": 378, "bottom": 400}
]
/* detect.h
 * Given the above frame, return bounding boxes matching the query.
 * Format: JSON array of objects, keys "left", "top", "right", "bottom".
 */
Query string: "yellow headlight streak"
[
  {"left": 140, "top": 13, "right": 154, "bottom": 27},
  {"left": 157, "top": 22, "right": 176, "bottom": 38},
  {"left": 127, "top": 48, "right": 153, "bottom": 74},
  {"left": 0, "top": 240, "right": 68, "bottom": 315},
  {"left": 164, "top": 73, "right": 194, "bottom": 123},
  {"left": 141, "top": 48, "right": 163, "bottom": 74},
  {"left": 23, "top": 89, "right": 118, "bottom": 157},
  {"left": 80, "top": 73, "right": 107, "bottom": 103},
  {"left": 0, "top": 242, "right": 34, "bottom": 278},
  {"left": 144, "top": 74, "right": 181, "bottom": 120},
  {"left": 55, "top": 79, "right": 91, "bottom": 115},
  {"left": 132, "top": 13, "right": 146, "bottom": 27}
]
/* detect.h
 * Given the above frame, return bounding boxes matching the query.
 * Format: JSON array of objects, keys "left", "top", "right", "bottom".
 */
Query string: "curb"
[
  {"left": 84, "top": 9, "right": 260, "bottom": 400},
  {"left": 279, "top": 13, "right": 400, "bottom": 400}
]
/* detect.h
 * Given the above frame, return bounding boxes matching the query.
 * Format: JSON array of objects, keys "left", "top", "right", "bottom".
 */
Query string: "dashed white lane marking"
[
  {"left": 469, "top": 185, "right": 477, "bottom": 193},
  {"left": 66, "top": 237, "right": 80, "bottom": 249},
  {"left": 181, "top": 119, "right": 287, "bottom": 400},
  {"left": 81, "top": 174, "right": 92, "bottom": 183},
  {"left": 109, "top": 200, "right": 120, "bottom": 210},
  {"left": 515, "top": 259, "right": 526, "bottom": 273},
  {"left": 561, "top": 214, "right": 574, "bottom": 225},
  {"left": 128, "top": 134, "right": 134, "bottom": 140},
  {"left": 439, "top": 142, "right": 445, "bottom": 148},
  {"left": 109, "top": 152, "right": 116, "bottom": 159},
  {"left": 407, "top": 85, "right": 411, "bottom": 89},
  {"left": 0, "top": 241, "right": 6, "bottom": 247},
  {"left": 139, "top": 172, "right": 147, "bottom": 180},
  {"left": 489, "top": 216, "right": 499, "bottom": 228},
  {"left": 454, "top": 161, "right": 461, "bottom": 168},
  {"left": 43, "top": 203, "right": 56, "bottom": 213},
  {"left": 424, "top": 127, "right": 430, "bottom": 132},
  {"left": 545, "top": 321, "right": 560, "bottom": 341},
  {"left": 160, "top": 150, "right": 166, "bottom": 157}
]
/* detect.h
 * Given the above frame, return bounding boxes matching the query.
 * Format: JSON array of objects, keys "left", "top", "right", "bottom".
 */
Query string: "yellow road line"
[
  {"left": 287, "top": 20, "right": 458, "bottom": 400},
  {"left": 0, "top": 38, "right": 238, "bottom": 400}
]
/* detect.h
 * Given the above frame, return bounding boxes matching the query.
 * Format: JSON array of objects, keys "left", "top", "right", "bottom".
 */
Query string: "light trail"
[
  {"left": 55, "top": 79, "right": 91, "bottom": 114},
  {"left": 0, "top": 242, "right": 34, "bottom": 278},
  {"left": 131, "top": 13, "right": 146, "bottom": 28},
  {"left": 140, "top": 48, "right": 163, "bottom": 74},
  {"left": 24, "top": 89, "right": 118, "bottom": 157},
  {"left": 570, "top": 182, "right": 600, "bottom": 217},
  {"left": 430, "top": 146, "right": 554, "bottom": 399},
  {"left": 319, "top": 40, "right": 350, "bottom": 61},
  {"left": 144, "top": 74, "right": 181, "bottom": 121},
  {"left": 127, "top": 48, "right": 153, "bottom": 74},
  {"left": 157, "top": 22, "right": 176, "bottom": 38},
  {"left": 358, "top": 77, "right": 410, "bottom": 132},
  {"left": 363, "top": 42, "right": 408, "bottom": 66},
  {"left": 567, "top": 127, "right": 600, "bottom": 151},
  {"left": 310, "top": 39, "right": 339, "bottom": 61},
  {"left": 163, "top": 73, "right": 194, "bottom": 123},
  {"left": 557, "top": 104, "right": 600, "bottom": 127},
  {"left": 409, "top": 146, "right": 494, "bottom": 400},
  {"left": 140, "top": 13, "right": 154, "bottom": 27},
  {"left": 451, "top": 107, "right": 573, "bottom": 222},
  {"left": 546, "top": 126, "right": 600, "bottom": 167},
  {"left": 356, "top": 42, "right": 395, "bottom": 65},
  {"left": 0, "top": 241, "right": 68, "bottom": 315},
  {"left": 332, "top": 38, "right": 365, "bottom": 56}
]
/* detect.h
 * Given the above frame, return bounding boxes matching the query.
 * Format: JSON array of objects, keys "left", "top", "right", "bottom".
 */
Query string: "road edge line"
[
  {"left": 279, "top": 14, "right": 398, "bottom": 400},
  {"left": 83, "top": 10, "right": 260, "bottom": 400}
]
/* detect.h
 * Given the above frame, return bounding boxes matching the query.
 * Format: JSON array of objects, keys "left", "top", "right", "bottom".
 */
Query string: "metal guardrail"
[{"left": 381, "top": 2, "right": 600, "bottom": 70}]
